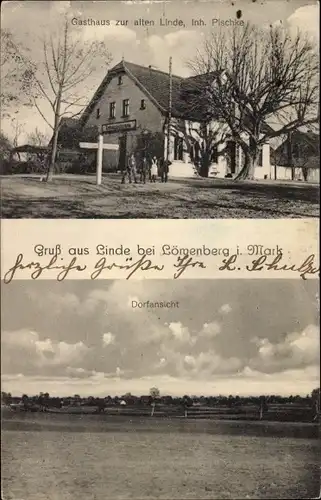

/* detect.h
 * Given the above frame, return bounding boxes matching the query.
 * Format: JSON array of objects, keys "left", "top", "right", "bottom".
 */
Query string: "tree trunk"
[
  {"left": 234, "top": 152, "right": 256, "bottom": 181},
  {"left": 199, "top": 162, "right": 209, "bottom": 177},
  {"left": 287, "top": 132, "right": 294, "bottom": 181},
  {"left": 46, "top": 125, "right": 59, "bottom": 181},
  {"left": 302, "top": 166, "right": 308, "bottom": 181},
  {"left": 46, "top": 96, "right": 61, "bottom": 182},
  {"left": 199, "top": 151, "right": 211, "bottom": 178}
]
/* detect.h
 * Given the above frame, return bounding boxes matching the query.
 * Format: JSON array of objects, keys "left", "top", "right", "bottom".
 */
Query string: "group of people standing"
[{"left": 121, "top": 154, "right": 171, "bottom": 184}]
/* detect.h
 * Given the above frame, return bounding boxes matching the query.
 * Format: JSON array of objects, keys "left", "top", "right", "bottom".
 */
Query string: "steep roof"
[
  {"left": 271, "top": 130, "right": 319, "bottom": 168},
  {"left": 122, "top": 61, "right": 185, "bottom": 116},
  {"left": 80, "top": 60, "right": 285, "bottom": 129},
  {"left": 274, "top": 130, "right": 320, "bottom": 154},
  {"left": 81, "top": 60, "right": 214, "bottom": 125}
]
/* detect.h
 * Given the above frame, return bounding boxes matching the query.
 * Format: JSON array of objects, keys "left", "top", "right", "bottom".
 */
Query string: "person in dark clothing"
[
  {"left": 159, "top": 158, "right": 171, "bottom": 182},
  {"left": 121, "top": 153, "right": 137, "bottom": 184},
  {"left": 140, "top": 156, "right": 148, "bottom": 184}
]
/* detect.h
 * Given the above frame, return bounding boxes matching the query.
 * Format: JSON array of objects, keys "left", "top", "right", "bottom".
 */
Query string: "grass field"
[
  {"left": 1, "top": 174, "right": 319, "bottom": 218},
  {"left": 2, "top": 414, "right": 319, "bottom": 500}
]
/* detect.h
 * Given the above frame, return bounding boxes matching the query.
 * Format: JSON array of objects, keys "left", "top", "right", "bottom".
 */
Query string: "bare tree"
[
  {"left": 189, "top": 23, "right": 319, "bottom": 180},
  {"left": 169, "top": 75, "right": 231, "bottom": 177},
  {"left": 21, "top": 21, "right": 111, "bottom": 181},
  {"left": 0, "top": 29, "right": 33, "bottom": 117},
  {"left": 149, "top": 387, "right": 160, "bottom": 399},
  {"left": 10, "top": 118, "right": 24, "bottom": 148},
  {"left": 27, "top": 128, "right": 49, "bottom": 147},
  {"left": 24, "top": 128, "right": 50, "bottom": 166},
  {"left": 149, "top": 387, "right": 160, "bottom": 417},
  {"left": 171, "top": 118, "right": 229, "bottom": 177}
]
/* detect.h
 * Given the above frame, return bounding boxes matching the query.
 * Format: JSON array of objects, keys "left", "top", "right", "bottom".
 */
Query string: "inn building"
[{"left": 61, "top": 60, "right": 273, "bottom": 179}]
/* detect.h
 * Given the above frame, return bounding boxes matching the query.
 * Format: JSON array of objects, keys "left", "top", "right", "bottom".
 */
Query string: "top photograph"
[{"left": 1, "top": 0, "right": 319, "bottom": 219}]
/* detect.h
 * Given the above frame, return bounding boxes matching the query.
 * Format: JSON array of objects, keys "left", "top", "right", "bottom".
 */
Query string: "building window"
[
  {"left": 96, "top": 108, "right": 101, "bottom": 119},
  {"left": 118, "top": 75, "right": 123, "bottom": 85},
  {"left": 122, "top": 99, "right": 129, "bottom": 117},
  {"left": 174, "top": 136, "right": 184, "bottom": 161},
  {"left": 140, "top": 99, "right": 146, "bottom": 110},
  {"left": 109, "top": 102, "right": 116, "bottom": 119}
]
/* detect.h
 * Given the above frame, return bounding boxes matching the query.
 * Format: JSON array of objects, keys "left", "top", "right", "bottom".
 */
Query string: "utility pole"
[
  {"left": 96, "top": 133, "right": 103, "bottom": 186},
  {"left": 166, "top": 56, "right": 173, "bottom": 167},
  {"left": 287, "top": 131, "right": 294, "bottom": 181}
]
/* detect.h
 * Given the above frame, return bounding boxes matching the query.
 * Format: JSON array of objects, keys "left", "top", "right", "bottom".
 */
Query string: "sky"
[
  {"left": 2, "top": 279, "right": 319, "bottom": 398},
  {"left": 1, "top": 0, "right": 319, "bottom": 142}
]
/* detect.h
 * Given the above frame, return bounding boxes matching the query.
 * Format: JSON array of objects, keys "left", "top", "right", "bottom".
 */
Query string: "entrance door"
[{"left": 118, "top": 135, "right": 127, "bottom": 171}]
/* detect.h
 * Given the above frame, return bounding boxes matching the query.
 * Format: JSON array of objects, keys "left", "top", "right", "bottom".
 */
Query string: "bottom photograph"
[{"left": 1, "top": 280, "right": 320, "bottom": 500}]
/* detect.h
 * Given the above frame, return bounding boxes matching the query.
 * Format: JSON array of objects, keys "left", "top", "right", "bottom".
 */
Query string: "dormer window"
[
  {"left": 118, "top": 75, "right": 123, "bottom": 85},
  {"left": 140, "top": 99, "right": 146, "bottom": 110},
  {"left": 96, "top": 108, "right": 101, "bottom": 119}
]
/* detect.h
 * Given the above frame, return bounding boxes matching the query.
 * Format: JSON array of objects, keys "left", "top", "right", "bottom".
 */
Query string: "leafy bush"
[
  {"left": 0, "top": 159, "right": 47, "bottom": 175},
  {"left": 65, "top": 158, "right": 96, "bottom": 174},
  {"left": 0, "top": 159, "right": 13, "bottom": 175}
]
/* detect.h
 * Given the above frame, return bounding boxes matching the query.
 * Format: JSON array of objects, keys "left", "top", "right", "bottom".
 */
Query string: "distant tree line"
[{"left": 2, "top": 388, "right": 320, "bottom": 411}]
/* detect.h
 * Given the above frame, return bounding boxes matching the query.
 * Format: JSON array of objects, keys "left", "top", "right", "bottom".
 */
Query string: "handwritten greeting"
[{"left": 2, "top": 249, "right": 319, "bottom": 283}]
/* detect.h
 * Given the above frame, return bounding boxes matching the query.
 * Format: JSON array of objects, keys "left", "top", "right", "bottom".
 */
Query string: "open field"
[
  {"left": 2, "top": 414, "right": 319, "bottom": 500},
  {"left": 1, "top": 174, "right": 319, "bottom": 218}
]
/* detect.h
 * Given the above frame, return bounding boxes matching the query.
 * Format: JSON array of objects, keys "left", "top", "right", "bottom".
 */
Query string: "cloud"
[
  {"left": 127, "top": 295, "right": 141, "bottom": 308},
  {"left": 4, "top": 363, "right": 318, "bottom": 398},
  {"left": 250, "top": 324, "right": 319, "bottom": 373},
  {"left": 182, "top": 351, "right": 242, "bottom": 377},
  {"left": 65, "top": 367, "right": 87, "bottom": 378},
  {"left": 51, "top": 1, "right": 72, "bottom": 16},
  {"left": 28, "top": 289, "right": 109, "bottom": 317},
  {"left": 2, "top": 281, "right": 319, "bottom": 397},
  {"left": 200, "top": 321, "right": 221, "bottom": 338},
  {"left": 158, "top": 345, "right": 242, "bottom": 379},
  {"left": 159, "top": 357, "right": 167, "bottom": 367},
  {"left": 82, "top": 289, "right": 110, "bottom": 314},
  {"left": 184, "top": 355, "right": 196, "bottom": 368},
  {"left": 102, "top": 332, "right": 115, "bottom": 346},
  {"left": 80, "top": 21, "right": 137, "bottom": 44},
  {"left": 287, "top": 5, "right": 319, "bottom": 42},
  {"left": 219, "top": 304, "right": 232, "bottom": 315},
  {"left": 147, "top": 30, "right": 201, "bottom": 75},
  {"left": 168, "top": 322, "right": 191, "bottom": 342},
  {"left": 2, "top": 329, "right": 89, "bottom": 371}
]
